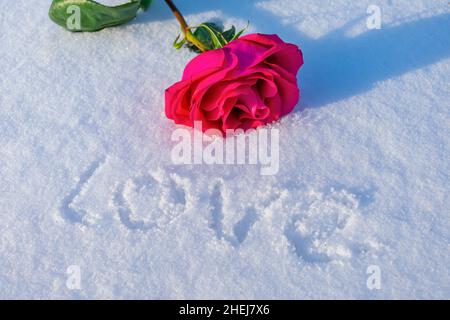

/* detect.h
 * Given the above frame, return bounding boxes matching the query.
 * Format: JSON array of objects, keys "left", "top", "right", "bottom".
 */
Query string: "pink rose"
[{"left": 165, "top": 33, "right": 303, "bottom": 133}]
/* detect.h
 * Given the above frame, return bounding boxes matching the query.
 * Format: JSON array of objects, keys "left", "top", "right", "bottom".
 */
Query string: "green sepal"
[
  {"left": 185, "top": 22, "right": 248, "bottom": 53},
  {"left": 198, "top": 23, "right": 227, "bottom": 49},
  {"left": 173, "top": 34, "right": 187, "bottom": 50},
  {"left": 222, "top": 26, "right": 236, "bottom": 43},
  {"left": 231, "top": 22, "right": 249, "bottom": 41}
]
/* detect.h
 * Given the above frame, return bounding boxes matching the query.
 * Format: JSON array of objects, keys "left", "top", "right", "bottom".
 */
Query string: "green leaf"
[
  {"left": 140, "top": 0, "right": 153, "bottom": 11},
  {"left": 49, "top": 0, "right": 151, "bottom": 32}
]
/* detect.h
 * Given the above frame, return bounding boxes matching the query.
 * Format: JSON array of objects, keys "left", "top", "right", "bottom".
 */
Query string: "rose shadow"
[{"left": 134, "top": 1, "right": 450, "bottom": 111}]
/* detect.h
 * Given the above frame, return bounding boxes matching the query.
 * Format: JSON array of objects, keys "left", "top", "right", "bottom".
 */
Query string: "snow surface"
[{"left": 1, "top": 0, "right": 449, "bottom": 299}]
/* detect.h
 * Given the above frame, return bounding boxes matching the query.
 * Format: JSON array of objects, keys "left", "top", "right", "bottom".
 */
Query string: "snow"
[{"left": 1, "top": 0, "right": 449, "bottom": 299}]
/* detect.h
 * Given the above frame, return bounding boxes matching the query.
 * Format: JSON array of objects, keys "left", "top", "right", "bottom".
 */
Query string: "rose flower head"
[{"left": 166, "top": 32, "right": 304, "bottom": 134}]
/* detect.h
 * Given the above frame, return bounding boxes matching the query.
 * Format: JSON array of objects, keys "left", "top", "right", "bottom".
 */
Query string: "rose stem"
[{"left": 164, "top": 0, "right": 207, "bottom": 52}]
